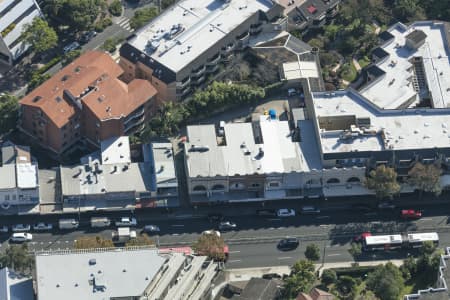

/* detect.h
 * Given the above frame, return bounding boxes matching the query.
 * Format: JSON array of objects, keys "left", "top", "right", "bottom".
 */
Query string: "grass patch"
[
  {"left": 358, "top": 57, "right": 371, "bottom": 68},
  {"left": 339, "top": 62, "right": 358, "bottom": 83}
]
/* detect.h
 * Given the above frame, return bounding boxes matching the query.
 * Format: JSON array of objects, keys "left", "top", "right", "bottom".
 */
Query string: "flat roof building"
[{"left": 0, "top": 268, "right": 34, "bottom": 300}]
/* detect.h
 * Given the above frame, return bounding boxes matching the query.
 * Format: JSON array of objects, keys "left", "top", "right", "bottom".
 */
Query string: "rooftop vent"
[
  {"left": 32, "top": 96, "right": 42, "bottom": 103},
  {"left": 89, "top": 259, "right": 96, "bottom": 265},
  {"left": 61, "top": 75, "right": 70, "bottom": 82}
]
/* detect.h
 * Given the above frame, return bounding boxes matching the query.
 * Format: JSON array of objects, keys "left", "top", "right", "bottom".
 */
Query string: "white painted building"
[{"left": 0, "top": 0, "right": 43, "bottom": 65}]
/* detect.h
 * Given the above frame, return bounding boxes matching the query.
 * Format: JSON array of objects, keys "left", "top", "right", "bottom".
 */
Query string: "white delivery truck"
[
  {"left": 58, "top": 219, "right": 79, "bottom": 230},
  {"left": 112, "top": 227, "right": 136, "bottom": 243},
  {"left": 90, "top": 217, "right": 111, "bottom": 228}
]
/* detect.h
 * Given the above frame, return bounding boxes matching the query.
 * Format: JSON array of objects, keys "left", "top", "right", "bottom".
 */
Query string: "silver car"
[{"left": 12, "top": 224, "right": 31, "bottom": 232}]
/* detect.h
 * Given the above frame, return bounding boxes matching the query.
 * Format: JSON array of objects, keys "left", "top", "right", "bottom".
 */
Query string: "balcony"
[
  {"left": 205, "top": 64, "right": 219, "bottom": 74},
  {"left": 236, "top": 31, "right": 250, "bottom": 41},
  {"left": 250, "top": 23, "right": 263, "bottom": 34},
  {"left": 221, "top": 43, "right": 235, "bottom": 54},
  {"left": 192, "top": 76, "right": 205, "bottom": 86},
  {"left": 124, "top": 114, "right": 145, "bottom": 133},
  {"left": 176, "top": 77, "right": 191, "bottom": 88},
  {"left": 124, "top": 107, "right": 145, "bottom": 125},
  {"left": 206, "top": 53, "right": 221, "bottom": 66},
  {"left": 181, "top": 87, "right": 192, "bottom": 96},
  {"left": 191, "top": 65, "right": 206, "bottom": 77}
]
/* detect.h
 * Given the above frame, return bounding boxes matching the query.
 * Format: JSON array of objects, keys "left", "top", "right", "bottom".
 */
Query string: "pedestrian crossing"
[{"left": 115, "top": 16, "right": 131, "bottom": 31}]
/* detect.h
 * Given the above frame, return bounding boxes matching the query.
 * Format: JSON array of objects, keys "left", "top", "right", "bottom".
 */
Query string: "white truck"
[
  {"left": 112, "top": 227, "right": 136, "bottom": 243},
  {"left": 90, "top": 217, "right": 111, "bottom": 228},
  {"left": 58, "top": 219, "right": 79, "bottom": 230}
]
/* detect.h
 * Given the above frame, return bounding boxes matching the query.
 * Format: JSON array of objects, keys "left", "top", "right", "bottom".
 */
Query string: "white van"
[
  {"left": 90, "top": 217, "right": 111, "bottom": 228},
  {"left": 58, "top": 219, "right": 79, "bottom": 230}
]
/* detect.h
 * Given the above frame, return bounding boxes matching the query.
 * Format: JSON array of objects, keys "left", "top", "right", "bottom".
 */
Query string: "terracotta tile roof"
[
  {"left": 20, "top": 51, "right": 156, "bottom": 127},
  {"left": 297, "top": 292, "right": 314, "bottom": 300},
  {"left": 310, "top": 288, "right": 334, "bottom": 300}
]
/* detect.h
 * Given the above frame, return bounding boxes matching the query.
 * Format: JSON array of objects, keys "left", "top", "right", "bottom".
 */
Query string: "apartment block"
[
  {"left": 282, "top": 0, "right": 340, "bottom": 32},
  {"left": 19, "top": 51, "right": 157, "bottom": 156},
  {"left": 119, "top": 0, "right": 284, "bottom": 101},
  {"left": 0, "top": 0, "right": 43, "bottom": 65}
]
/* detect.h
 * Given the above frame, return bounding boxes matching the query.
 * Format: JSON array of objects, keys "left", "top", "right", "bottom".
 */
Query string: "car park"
[
  {"left": 277, "top": 238, "right": 299, "bottom": 251},
  {"left": 142, "top": 225, "right": 160, "bottom": 233},
  {"left": 277, "top": 208, "right": 296, "bottom": 217},
  {"left": 0, "top": 226, "right": 8, "bottom": 233},
  {"left": 300, "top": 206, "right": 321, "bottom": 214},
  {"left": 115, "top": 217, "right": 137, "bottom": 227},
  {"left": 33, "top": 223, "right": 53, "bottom": 231},
  {"left": 378, "top": 201, "right": 396, "bottom": 210},
  {"left": 63, "top": 41, "right": 80, "bottom": 54},
  {"left": 256, "top": 209, "right": 277, "bottom": 217},
  {"left": 10, "top": 233, "right": 32, "bottom": 243},
  {"left": 12, "top": 224, "right": 31, "bottom": 232},
  {"left": 218, "top": 221, "right": 237, "bottom": 231},
  {"left": 401, "top": 209, "right": 422, "bottom": 220}
]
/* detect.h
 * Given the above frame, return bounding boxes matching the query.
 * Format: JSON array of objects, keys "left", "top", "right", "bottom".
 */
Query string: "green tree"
[
  {"left": 142, "top": 101, "right": 188, "bottom": 140},
  {"left": 161, "top": 0, "right": 175, "bottom": 9},
  {"left": 0, "top": 93, "right": 19, "bottom": 135},
  {"left": 336, "top": 275, "right": 358, "bottom": 297},
  {"left": 45, "top": 0, "right": 105, "bottom": 31},
  {"left": 192, "top": 232, "right": 226, "bottom": 261},
  {"left": 283, "top": 260, "right": 316, "bottom": 298},
  {"left": 28, "top": 73, "right": 51, "bottom": 92},
  {"left": 408, "top": 162, "right": 442, "bottom": 197},
  {"left": 305, "top": 243, "right": 321, "bottom": 261},
  {"left": 393, "top": 0, "right": 426, "bottom": 22},
  {"left": 125, "top": 233, "right": 154, "bottom": 247},
  {"left": 349, "top": 242, "right": 362, "bottom": 258},
  {"left": 62, "top": 49, "right": 82, "bottom": 66},
  {"left": 74, "top": 236, "right": 115, "bottom": 249},
  {"left": 108, "top": 0, "right": 122, "bottom": 16},
  {"left": 365, "top": 165, "right": 401, "bottom": 199},
  {"left": 321, "top": 269, "right": 337, "bottom": 286},
  {"left": 130, "top": 7, "right": 159, "bottom": 30},
  {"left": 0, "top": 244, "right": 34, "bottom": 274},
  {"left": 366, "top": 262, "right": 405, "bottom": 300},
  {"left": 400, "top": 256, "right": 417, "bottom": 281},
  {"left": 22, "top": 18, "right": 58, "bottom": 55}
]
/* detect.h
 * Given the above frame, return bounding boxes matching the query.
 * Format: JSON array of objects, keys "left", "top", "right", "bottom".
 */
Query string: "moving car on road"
[
  {"left": 33, "top": 223, "right": 53, "bottom": 231},
  {"left": 277, "top": 237, "right": 299, "bottom": 251},
  {"left": 115, "top": 217, "right": 137, "bottom": 227},
  {"left": 277, "top": 208, "right": 296, "bottom": 217},
  {"left": 401, "top": 209, "right": 422, "bottom": 220},
  {"left": 12, "top": 224, "right": 31, "bottom": 232},
  {"left": 59, "top": 219, "right": 79, "bottom": 230},
  {"left": 10, "top": 233, "right": 32, "bottom": 243},
  {"left": 0, "top": 226, "right": 8, "bottom": 233},
  {"left": 218, "top": 221, "right": 237, "bottom": 231},
  {"left": 142, "top": 225, "right": 160, "bottom": 233}
]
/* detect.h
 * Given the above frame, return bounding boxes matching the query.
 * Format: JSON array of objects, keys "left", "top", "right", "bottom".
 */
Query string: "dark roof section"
[
  {"left": 378, "top": 30, "right": 395, "bottom": 43},
  {"left": 406, "top": 29, "right": 428, "bottom": 44},
  {"left": 232, "top": 278, "right": 280, "bottom": 300},
  {"left": 285, "top": 35, "right": 312, "bottom": 54},
  {"left": 297, "top": 0, "right": 340, "bottom": 19},
  {"left": 119, "top": 43, "right": 177, "bottom": 84},
  {"left": 372, "top": 47, "right": 390, "bottom": 61},
  {"left": 366, "top": 64, "right": 386, "bottom": 78}
]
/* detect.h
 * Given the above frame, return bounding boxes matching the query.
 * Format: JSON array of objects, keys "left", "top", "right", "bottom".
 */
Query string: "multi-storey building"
[
  {"left": 19, "top": 51, "right": 158, "bottom": 156},
  {"left": 0, "top": 0, "right": 43, "bottom": 65},
  {"left": 119, "top": 0, "right": 285, "bottom": 101}
]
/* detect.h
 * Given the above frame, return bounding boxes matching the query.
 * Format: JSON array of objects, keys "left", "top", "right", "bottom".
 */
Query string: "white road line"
[
  {"left": 419, "top": 218, "right": 433, "bottom": 221},
  {"left": 268, "top": 218, "right": 281, "bottom": 221},
  {"left": 327, "top": 253, "right": 341, "bottom": 257},
  {"left": 228, "top": 259, "right": 241, "bottom": 263},
  {"left": 277, "top": 257, "right": 292, "bottom": 260},
  {"left": 171, "top": 224, "right": 185, "bottom": 227},
  {"left": 317, "top": 216, "right": 330, "bottom": 219},
  {"left": 229, "top": 250, "right": 241, "bottom": 254}
]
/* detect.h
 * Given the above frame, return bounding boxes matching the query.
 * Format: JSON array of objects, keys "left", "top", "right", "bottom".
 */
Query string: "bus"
[
  {"left": 363, "top": 234, "right": 403, "bottom": 251},
  {"left": 406, "top": 232, "right": 439, "bottom": 248}
]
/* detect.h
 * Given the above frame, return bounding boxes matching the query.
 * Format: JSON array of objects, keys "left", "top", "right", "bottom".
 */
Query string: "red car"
[
  {"left": 401, "top": 209, "right": 422, "bottom": 220},
  {"left": 353, "top": 232, "right": 372, "bottom": 243}
]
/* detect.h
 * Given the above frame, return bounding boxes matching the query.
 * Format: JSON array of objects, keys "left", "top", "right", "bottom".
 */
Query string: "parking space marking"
[
  {"left": 327, "top": 253, "right": 341, "bottom": 257},
  {"left": 277, "top": 257, "right": 292, "bottom": 260}
]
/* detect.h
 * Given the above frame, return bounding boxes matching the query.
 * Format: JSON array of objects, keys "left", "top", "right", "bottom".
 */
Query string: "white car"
[
  {"left": 12, "top": 224, "right": 31, "bottom": 232},
  {"left": 10, "top": 233, "right": 32, "bottom": 242},
  {"left": 115, "top": 217, "right": 137, "bottom": 227},
  {"left": 142, "top": 225, "right": 160, "bottom": 233},
  {"left": 277, "top": 209, "right": 296, "bottom": 217},
  {"left": 0, "top": 226, "right": 8, "bottom": 233},
  {"left": 33, "top": 222, "right": 53, "bottom": 231},
  {"left": 202, "top": 230, "right": 221, "bottom": 237}
]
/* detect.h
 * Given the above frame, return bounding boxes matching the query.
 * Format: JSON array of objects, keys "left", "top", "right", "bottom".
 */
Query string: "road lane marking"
[
  {"left": 268, "top": 218, "right": 281, "bottom": 221},
  {"left": 277, "top": 257, "right": 292, "bottom": 260},
  {"left": 327, "top": 253, "right": 341, "bottom": 257},
  {"left": 419, "top": 218, "right": 433, "bottom": 221},
  {"left": 171, "top": 224, "right": 185, "bottom": 227},
  {"left": 228, "top": 259, "right": 241, "bottom": 263},
  {"left": 317, "top": 216, "right": 330, "bottom": 219},
  {"left": 229, "top": 250, "right": 241, "bottom": 254}
]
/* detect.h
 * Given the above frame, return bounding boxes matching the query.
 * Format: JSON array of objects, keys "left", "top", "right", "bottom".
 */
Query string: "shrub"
[
  {"left": 108, "top": 0, "right": 122, "bottom": 16},
  {"left": 321, "top": 269, "right": 337, "bottom": 286}
]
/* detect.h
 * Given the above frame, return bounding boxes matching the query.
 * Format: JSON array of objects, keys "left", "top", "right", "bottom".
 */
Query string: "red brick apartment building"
[{"left": 19, "top": 51, "right": 157, "bottom": 155}]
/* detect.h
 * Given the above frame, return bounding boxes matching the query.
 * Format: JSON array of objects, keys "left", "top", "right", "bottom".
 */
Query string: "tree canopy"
[
  {"left": 192, "top": 232, "right": 226, "bottom": 261},
  {"left": 22, "top": 18, "right": 58, "bottom": 55},
  {"left": 283, "top": 260, "right": 316, "bottom": 298},
  {"left": 0, "top": 244, "right": 34, "bottom": 274},
  {"left": 365, "top": 165, "right": 401, "bottom": 199},
  {"left": 366, "top": 262, "right": 405, "bottom": 300},
  {"left": 0, "top": 94, "right": 19, "bottom": 135},
  {"left": 408, "top": 162, "right": 442, "bottom": 196},
  {"left": 305, "top": 243, "right": 321, "bottom": 261},
  {"left": 130, "top": 7, "right": 159, "bottom": 30}
]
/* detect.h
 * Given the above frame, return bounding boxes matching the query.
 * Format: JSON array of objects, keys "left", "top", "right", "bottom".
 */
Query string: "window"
[
  {"left": 268, "top": 182, "right": 280, "bottom": 187},
  {"left": 326, "top": 178, "right": 340, "bottom": 184},
  {"left": 12, "top": 195, "right": 16, "bottom": 201},
  {"left": 4, "top": 195, "right": 10, "bottom": 201},
  {"left": 251, "top": 183, "right": 260, "bottom": 188},
  {"left": 193, "top": 185, "right": 207, "bottom": 191},
  {"left": 347, "top": 177, "right": 361, "bottom": 183}
]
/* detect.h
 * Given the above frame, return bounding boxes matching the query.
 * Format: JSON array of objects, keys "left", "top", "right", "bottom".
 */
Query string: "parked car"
[
  {"left": 218, "top": 221, "right": 237, "bottom": 231},
  {"left": 0, "top": 226, "right": 8, "bottom": 233},
  {"left": 208, "top": 213, "right": 223, "bottom": 222},
  {"left": 10, "top": 233, "right": 32, "bottom": 243},
  {"left": 256, "top": 209, "right": 277, "bottom": 217},
  {"left": 401, "top": 209, "right": 422, "bottom": 220},
  {"left": 378, "top": 201, "right": 396, "bottom": 210},
  {"left": 90, "top": 217, "right": 111, "bottom": 228},
  {"left": 277, "top": 208, "right": 296, "bottom": 217},
  {"left": 59, "top": 219, "right": 79, "bottom": 230},
  {"left": 115, "top": 217, "right": 137, "bottom": 227},
  {"left": 63, "top": 41, "right": 80, "bottom": 53},
  {"left": 300, "top": 206, "right": 321, "bottom": 214},
  {"left": 33, "top": 222, "right": 53, "bottom": 231},
  {"left": 277, "top": 237, "right": 299, "bottom": 251},
  {"left": 202, "top": 230, "right": 221, "bottom": 237},
  {"left": 353, "top": 232, "right": 372, "bottom": 243},
  {"left": 262, "top": 273, "right": 282, "bottom": 280},
  {"left": 142, "top": 225, "right": 160, "bottom": 233},
  {"left": 79, "top": 30, "right": 97, "bottom": 43},
  {"left": 12, "top": 224, "right": 31, "bottom": 232}
]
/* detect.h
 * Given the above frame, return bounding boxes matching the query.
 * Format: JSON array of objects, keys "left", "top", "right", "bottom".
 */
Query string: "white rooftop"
[
  {"left": 312, "top": 89, "right": 450, "bottom": 153},
  {"left": 365, "top": 234, "right": 403, "bottom": 246},
  {"left": 151, "top": 143, "right": 177, "bottom": 188},
  {"left": 129, "top": 0, "right": 274, "bottom": 72},
  {"left": 185, "top": 116, "right": 306, "bottom": 177},
  {"left": 0, "top": 164, "right": 16, "bottom": 189},
  {"left": 35, "top": 248, "right": 165, "bottom": 300},
  {"left": 16, "top": 163, "right": 38, "bottom": 189},
  {"left": 360, "top": 21, "right": 450, "bottom": 109},
  {"left": 282, "top": 60, "right": 319, "bottom": 80},
  {"left": 101, "top": 136, "right": 131, "bottom": 165}
]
